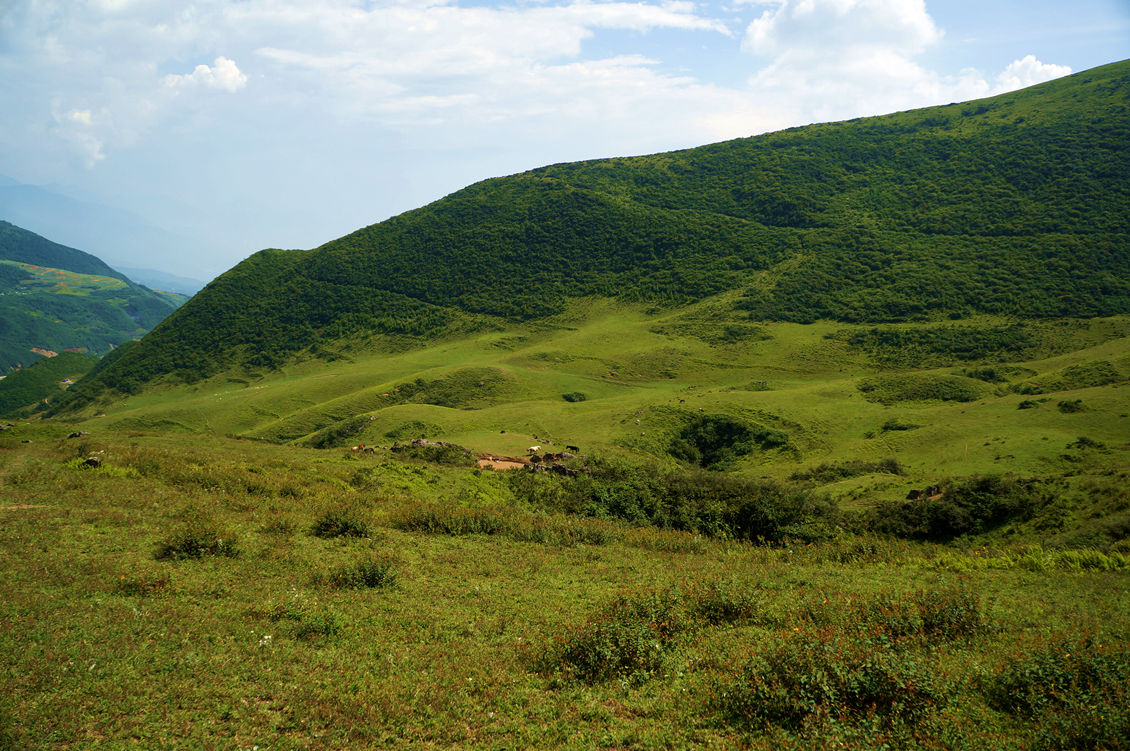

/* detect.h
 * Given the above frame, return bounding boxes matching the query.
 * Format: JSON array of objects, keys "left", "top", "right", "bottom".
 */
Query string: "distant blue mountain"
[
  {"left": 111, "top": 265, "right": 205, "bottom": 296},
  {"left": 0, "top": 175, "right": 205, "bottom": 282}
]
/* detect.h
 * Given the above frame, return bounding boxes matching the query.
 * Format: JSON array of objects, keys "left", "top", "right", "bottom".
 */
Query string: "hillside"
[
  {"left": 0, "top": 350, "right": 98, "bottom": 417},
  {"left": 61, "top": 60, "right": 1130, "bottom": 405},
  {"left": 0, "top": 221, "right": 183, "bottom": 371}
]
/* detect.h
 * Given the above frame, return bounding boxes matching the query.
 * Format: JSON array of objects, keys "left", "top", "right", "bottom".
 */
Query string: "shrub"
[
  {"left": 294, "top": 613, "right": 340, "bottom": 641},
  {"left": 986, "top": 636, "right": 1130, "bottom": 717},
  {"left": 715, "top": 629, "right": 949, "bottom": 732},
  {"left": 669, "top": 414, "right": 788, "bottom": 470},
  {"left": 310, "top": 508, "right": 371, "bottom": 538},
  {"left": 390, "top": 442, "right": 476, "bottom": 466},
  {"left": 1058, "top": 399, "right": 1085, "bottom": 413},
  {"left": 306, "top": 415, "right": 369, "bottom": 449},
  {"left": 1018, "top": 399, "right": 1041, "bottom": 409},
  {"left": 985, "top": 636, "right": 1130, "bottom": 750},
  {"left": 542, "top": 589, "right": 692, "bottom": 683},
  {"left": 800, "top": 584, "right": 985, "bottom": 643},
  {"left": 870, "top": 475, "right": 1044, "bottom": 541},
  {"left": 155, "top": 523, "right": 241, "bottom": 560},
  {"left": 913, "top": 584, "right": 984, "bottom": 640},
  {"left": 390, "top": 503, "right": 507, "bottom": 536},
  {"left": 323, "top": 557, "right": 398, "bottom": 589},
  {"left": 561, "top": 392, "right": 587, "bottom": 402},
  {"left": 687, "top": 579, "right": 762, "bottom": 626},
  {"left": 789, "top": 458, "right": 902, "bottom": 485},
  {"left": 508, "top": 461, "right": 833, "bottom": 543}
]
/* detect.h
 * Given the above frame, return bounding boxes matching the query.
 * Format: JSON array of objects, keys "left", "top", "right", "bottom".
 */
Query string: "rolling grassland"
[{"left": 2, "top": 300, "right": 1128, "bottom": 749}]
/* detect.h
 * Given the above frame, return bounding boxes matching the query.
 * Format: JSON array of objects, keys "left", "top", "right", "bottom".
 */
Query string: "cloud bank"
[{"left": 0, "top": 0, "right": 1088, "bottom": 275}]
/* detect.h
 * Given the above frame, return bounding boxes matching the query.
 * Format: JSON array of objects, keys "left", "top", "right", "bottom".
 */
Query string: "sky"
[{"left": 0, "top": 0, "right": 1127, "bottom": 280}]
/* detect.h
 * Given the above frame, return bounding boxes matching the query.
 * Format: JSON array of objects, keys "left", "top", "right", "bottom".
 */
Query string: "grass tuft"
[{"left": 310, "top": 508, "right": 371, "bottom": 538}]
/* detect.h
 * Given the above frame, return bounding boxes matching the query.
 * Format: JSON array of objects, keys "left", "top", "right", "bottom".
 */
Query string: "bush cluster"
[
  {"left": 389, "top": 502, "right": 619, "bottom": 547},
  {"left": 310, "top": 508, "right": 371, "bottom": 539},
  {"left": 509, "top": 460, "right": 834, "bottom": 543},
  {"left": 541, "top": 589, "right": 692, "bottom": 683},
  {"left": 789, "top": 458, "right": 902, "bottom": 485},
  {"left": 669, "top": 414, "right": 788, "bottom": 470},
  {"left": 716, "top": 629, "right": 950, "bottom": 732},
  {"left": 154, "top": 523, "right": 241, "bottom": 560},
  {"left": 985, "top": 636, "right": 1130, "bottom": 750},
  {"left": 321, "top": 557, "right": 398, "bottom": 589},
  {"left": 869, "top": 475, "right": 1045, "bottom": 541}
]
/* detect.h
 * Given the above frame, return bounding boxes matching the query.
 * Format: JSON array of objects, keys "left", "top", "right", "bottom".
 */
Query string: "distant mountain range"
[
  {"left": 0, "top": 176, "right": 208, "bottom": 291},
  {"left": 0, "top": 220, "right": 185, "bottom": 371},
  {"left": 58, "top": 60, "right": 1130, "bottom": 406}
]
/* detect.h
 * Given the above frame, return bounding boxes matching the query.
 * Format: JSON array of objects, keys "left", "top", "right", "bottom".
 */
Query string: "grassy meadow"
[{"left": 2, "top": 299, "right": 1129, "bottom": 748}]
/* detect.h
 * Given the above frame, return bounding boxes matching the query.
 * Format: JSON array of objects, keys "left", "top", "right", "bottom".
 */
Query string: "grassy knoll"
[
  {"left": 0, "top": 422, "right": 1127, "bottom": 748},
  {"left": 57, "top": 300, "right": 1130, "bottom": 506}
]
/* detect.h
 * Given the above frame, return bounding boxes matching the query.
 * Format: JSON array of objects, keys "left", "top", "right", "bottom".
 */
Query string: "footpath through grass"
[{"left": 1, "top": 423, "right": 1127, "bottom": 748}]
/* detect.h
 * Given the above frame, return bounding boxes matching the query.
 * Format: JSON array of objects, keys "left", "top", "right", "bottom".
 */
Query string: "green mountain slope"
[
  {"left": 62, "top": 60, "right": 1130, "bottom": 405},
  {"left": 0, "top": 222, "right": 183, "bottom": 371},
  {"left": 0, "top": 350, "right": 98, "bottom": 417}
]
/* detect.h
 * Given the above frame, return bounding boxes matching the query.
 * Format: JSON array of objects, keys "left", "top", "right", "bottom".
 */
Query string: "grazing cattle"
[
  {"left": 927, "top": 484, "right": 942, "bottom": 497},
  {"left": 529, "top": 454, "right": 541, "bottom": 464},
  {"left": 527, "top": 445, "right": 540, "bottom": 453},
  {"left": 566, "top": 444, "right": 579, "bottom": 452},
  {"left": 906, "top": 489, "right": 923, "bottom": 500}
]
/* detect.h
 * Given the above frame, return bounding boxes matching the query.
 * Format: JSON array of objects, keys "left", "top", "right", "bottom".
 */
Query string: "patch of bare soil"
[{"left": 476, "top": 456, "right": 528, "bottom": 471}]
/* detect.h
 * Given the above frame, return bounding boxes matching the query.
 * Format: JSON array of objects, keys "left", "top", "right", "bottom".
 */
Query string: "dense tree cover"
[{"left": 59, "top": 61, "right": 1130, "bottom": 405}]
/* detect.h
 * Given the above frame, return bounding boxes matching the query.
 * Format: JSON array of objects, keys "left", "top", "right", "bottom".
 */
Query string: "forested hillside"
[
  {"left": 0, "top": 222, "right": 183, "bottom": 370},
  {"left": 60, "top": 60, "right": 1130, "bottom": 403}
]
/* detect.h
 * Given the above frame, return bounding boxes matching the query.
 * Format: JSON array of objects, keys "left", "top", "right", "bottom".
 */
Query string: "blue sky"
[{"left": 1, "top": 0, "right": 1127, "bottom": 279}]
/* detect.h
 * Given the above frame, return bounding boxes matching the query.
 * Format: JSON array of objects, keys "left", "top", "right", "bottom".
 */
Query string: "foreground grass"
[{"left": 1, "top": 424, "right": 1128, "bottom": 749}]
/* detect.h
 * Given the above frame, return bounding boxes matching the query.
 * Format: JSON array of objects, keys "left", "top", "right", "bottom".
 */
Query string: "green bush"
[
  {"left": 310, "top": 508, "right": 371, "bottom": 538},
  {"left": 390, "top": 503, "right": 507, "bottom": 536},
  {"left": 789, "top": 458, "right": 902, "bottom": 485},
  {"left": 1058, "top": 399, "right": 1085, "bottom": 413},
  {"left": 390, "top": 502, "right": 619, "bottom": 547},
  {"left": 323, "top": 557, "right": 398, "bottom": 589},
  {"left": 687, "top": 579, "right": 763, "bottom": 626},
  {"left": 390, "top": 442, "right": 476, "bottom": 466},
  {"left": 561, "top": 391, "right": 587, "bottom": 402},
  {"left": 985, "top": 636, "right": 1130, "bottom": 750},
  {"left": 508, "top": 460, "right": 833, "bottom": 543},
  {"left": 669, "top": 414, "right": 787, "bottom": 470},
  {"left": 801, "top": 584, "right": 985, "bottom": 642},
  {"left": 870, "top": 475, "right": 1044, "bottom": 541},
  {"left": 543, "top": 589, "right": 692, "bottom": 683},
  {"left": 155, "top": 523, "right": 241, "bottom": 560},
  {"left": 716, "top": 630, "right": 949, "bottom": 732}
]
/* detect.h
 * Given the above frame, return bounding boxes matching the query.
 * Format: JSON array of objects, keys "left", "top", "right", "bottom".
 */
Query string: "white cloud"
[
  {"left": 738, "top": 0, "right": 1069, "bottom": 126},
  {"left": 51, "top": 103, "right": 105, "bottom": 168},
  {"left": 995, "top": 54, "right": 1071, "bottom": 93},
  {"left": 744, "top": 0, "right": 941, "bottom": 57},
  {"left": 164, "top": 57, "right": 247, "bottom": 92}
]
